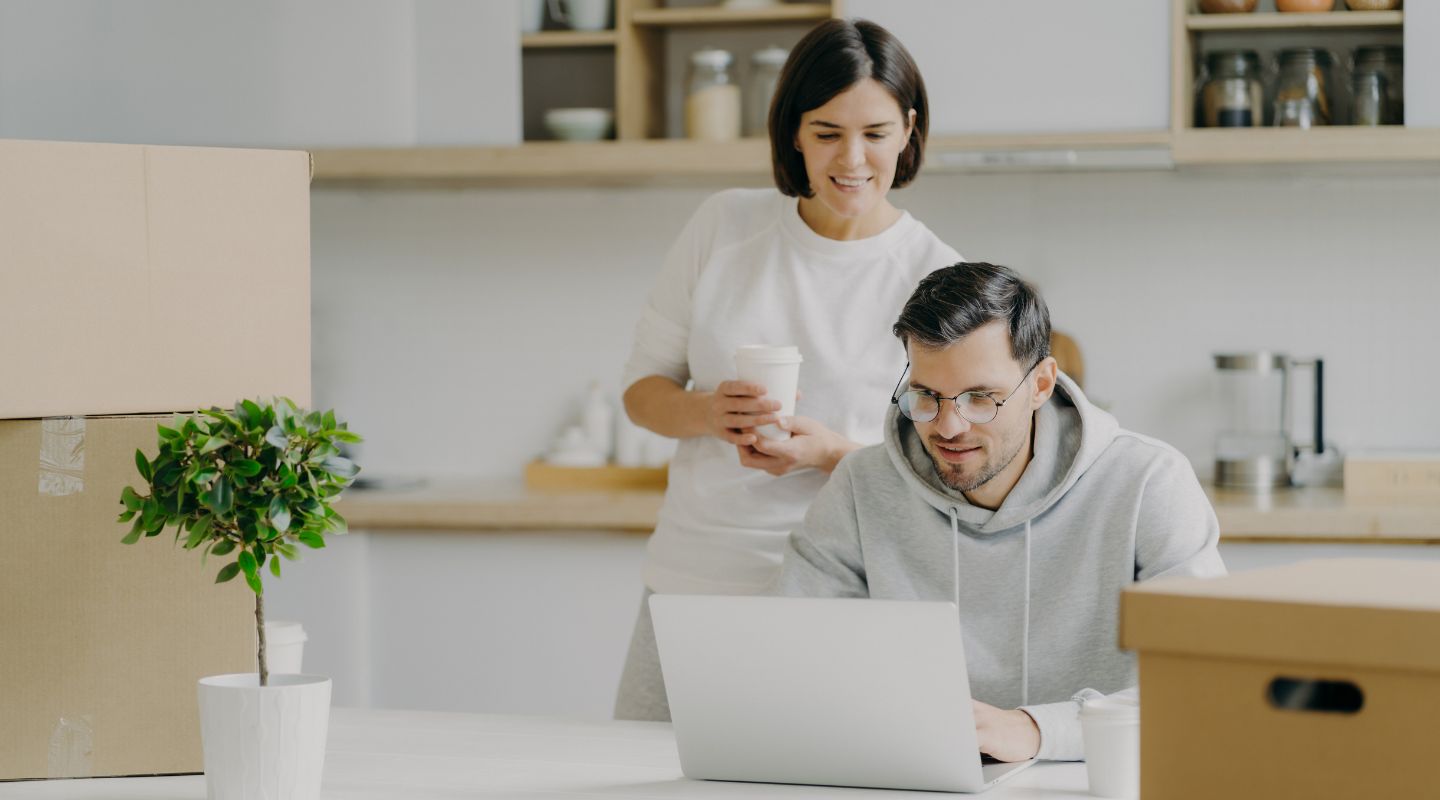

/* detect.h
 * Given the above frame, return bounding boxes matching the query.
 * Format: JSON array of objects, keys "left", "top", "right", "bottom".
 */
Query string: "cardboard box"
[
  {"left": 1344, "top": 451, "right": 1440, "bottom": 504},
  {"left": 1120, "top": 559, "right": 1440, "bottom": 799},
  {"left": 0, "top": 138, "right": 311, "bottom": 419},
  {"left": 0, "top": 415, "right": 255, "bottom": 780}
]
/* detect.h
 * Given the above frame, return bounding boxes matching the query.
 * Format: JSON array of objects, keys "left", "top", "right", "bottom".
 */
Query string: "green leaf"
[
  {"left": 279, "top": 463, "right": 298, "bottom": 489},
  {"left": 121, "top": 518, "right": 144, "bottom": 544},
  {"left": 134, "top": 449, "right": 153, "bottom": 481},
  {"left": 275, "top": 542, "right": 300, "bottom": 561},
  {"left": 121, "top": 486, "right": 143, "bottom": 511},
  {"left": 193, "top": 468, "right": 219, "bottom": 485},
  {"left": 265, "top": 425, "right": 289, "bottom": 449},
  {"left": 332, "top": 429, "right": 362, "bottom": 444},
  {"left": 242, "top": 400, "right": 264, "bottom": 429},
  {"left": 200, "top": 436, "right": 230, "bottom": 455},
  {"left": 269, "top": 556, "right": 282, "bottom": 578},
  {"left": 238, "top": 549, "right": 257, "bottom": 577},
  {"left": 185, "top": 524, "right": 209, "bottom": 549},
  {"left": 322, "top": 410, "right": 336, "bottom": 431},
  {"left": 269, "top": 496, "right": 291, "bottom": 533},
  {"left": 215, "top": 562, "right": 241, "bottom": 584},
  {"left": 327, "top": 511, "right": 349, "bottom": 535},
  {"left": 117, "top": 509, "right": 136, "bottom": 523},
  {"left": 204, "top": 477, "right": 233, "bottom": 514},
  {"left": 157, "top": 424, "right": 181, "bottom": 441},
  {"left": 211, "top": 539, "right": 237, "bottom": 557},
  {"left": 297, "top": 530, "right": 326, "bottom": 550},
  {"left": 231, "top": 459, "right": 263, "bottom": 477},
  {"left": 321, "top": 456, "right": 359, "bottom": 480}
]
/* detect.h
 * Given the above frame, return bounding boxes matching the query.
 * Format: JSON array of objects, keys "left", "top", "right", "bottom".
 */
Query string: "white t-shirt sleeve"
[{"left": 620, "top": 193, "right": 725, "bottom": 391}]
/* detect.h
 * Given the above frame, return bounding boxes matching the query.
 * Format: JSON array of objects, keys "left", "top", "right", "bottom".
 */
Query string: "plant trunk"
[{"left": 256, "top": 591, "right": 269, "bottom": 687}]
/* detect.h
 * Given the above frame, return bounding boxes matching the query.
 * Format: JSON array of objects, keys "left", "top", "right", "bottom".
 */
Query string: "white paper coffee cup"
[
  {"left": 1080, "top": 695, "right": 1140, "bottom": 798},
  {"left": 733, "top": 345, "right": 803, "bottom": 441}
]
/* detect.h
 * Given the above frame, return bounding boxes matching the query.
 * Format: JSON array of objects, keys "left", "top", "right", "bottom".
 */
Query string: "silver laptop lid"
[{"left": 651, "top": 595, "right": 991, "bottom": 793}]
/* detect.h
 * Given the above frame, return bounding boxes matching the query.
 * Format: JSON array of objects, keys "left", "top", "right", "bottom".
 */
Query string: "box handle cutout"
[{"left": 1266, "top": 677, "right": 1363, "bottom": 714}]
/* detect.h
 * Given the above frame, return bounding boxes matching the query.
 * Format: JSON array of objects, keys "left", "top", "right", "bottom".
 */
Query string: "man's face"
[{"left": 907, "top": 321, "right": 1045, "bottom": 494}]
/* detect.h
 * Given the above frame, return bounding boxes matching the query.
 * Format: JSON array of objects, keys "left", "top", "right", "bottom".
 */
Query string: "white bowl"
[{"left": 544, "top": 107, "right": 614, "bottom": 141}]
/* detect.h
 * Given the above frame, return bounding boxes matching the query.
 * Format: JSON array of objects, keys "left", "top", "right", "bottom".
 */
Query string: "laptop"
[{"left": 650, "top": 594, "right": 1035, "bottom": 793}]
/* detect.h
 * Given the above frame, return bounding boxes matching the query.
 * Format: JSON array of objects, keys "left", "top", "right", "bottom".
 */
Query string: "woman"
[{"left": 615, "top": 18, "right": 960, "bottom": 721}]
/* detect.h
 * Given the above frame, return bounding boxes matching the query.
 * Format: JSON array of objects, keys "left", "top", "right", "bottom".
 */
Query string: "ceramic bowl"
[
  {"left": 1198, "top": 0, "right": 1257, "bottom": 12},
  {"left": 1275, "top": 0, "right": 1335, "bottom": 11},
  {"left": 544, "top": 107, "right": 614, "bottom": 141}
]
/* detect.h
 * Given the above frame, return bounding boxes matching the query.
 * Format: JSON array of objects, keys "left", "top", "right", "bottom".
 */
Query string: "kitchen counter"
[{"left": 338, "top": 480, "right": 1440, "bottom": 543}]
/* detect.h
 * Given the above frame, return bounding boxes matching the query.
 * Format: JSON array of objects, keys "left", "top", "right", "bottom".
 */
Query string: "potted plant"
[{"left": 120, "top": 397, "right": 360, "bottom": 800}]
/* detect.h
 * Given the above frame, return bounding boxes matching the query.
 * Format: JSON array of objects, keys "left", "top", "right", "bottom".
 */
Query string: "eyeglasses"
[{"left": 889, "top": 360, "right": 1042, "bottom": 425}]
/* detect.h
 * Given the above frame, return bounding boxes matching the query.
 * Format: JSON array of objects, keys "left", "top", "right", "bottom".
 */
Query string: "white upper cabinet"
[
  {"left": 0, "top": 0, "right": 521, "bottom": 148},
  {"left": 843, "top": 0, "right": 1170, "bottom": 135},
  {"left": 1404, "top": 2, "right": 1438, "bottom": 127}
]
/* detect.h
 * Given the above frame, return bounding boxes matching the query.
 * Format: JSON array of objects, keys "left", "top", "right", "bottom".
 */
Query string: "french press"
[{"left": 1213, "top": 352, "right": 1324, "bottom": 491}]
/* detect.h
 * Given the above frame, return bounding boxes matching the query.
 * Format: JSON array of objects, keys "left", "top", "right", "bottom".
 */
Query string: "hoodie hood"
[{"left": 884, "top": 372, "right": 1119, "bottom": 534}]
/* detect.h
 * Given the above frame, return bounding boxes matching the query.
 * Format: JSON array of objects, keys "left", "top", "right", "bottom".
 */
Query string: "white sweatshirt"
[{"left": 622, "top": 188, "right": 961, "bottom": 595}]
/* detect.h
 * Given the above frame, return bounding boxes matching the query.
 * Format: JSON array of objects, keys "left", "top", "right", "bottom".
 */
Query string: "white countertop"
[{"left": 0, "top": 708, "right": 1096, "bottom": 799}]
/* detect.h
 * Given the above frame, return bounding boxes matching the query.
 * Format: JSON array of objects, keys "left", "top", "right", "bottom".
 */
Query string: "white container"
[
  {"left": 733, "top": 345, "right": 803, "bottom": 441},
  {"left": 264, "top": 620, "right": 307, "bottom": 675},
  {"left": 685, "top": 49, "right": 741, "bottom": 141},
  {"left": 582, "top": 382, "right": 615, "bottom": 461},
  {"left": 519, "top": 0, "right": 546, "bottom": 33},
  {"left": 198, "top": 673, "right": 331, "bottom": 800},
  {"left": 1079, "top": 694, "right": 1141, "bottom": 798},
  {"left": 556, "top": 0, "right": 610, "bottom": 31},
  {"left": 543, "top": 107, "right": 614, "bottom": 141}
]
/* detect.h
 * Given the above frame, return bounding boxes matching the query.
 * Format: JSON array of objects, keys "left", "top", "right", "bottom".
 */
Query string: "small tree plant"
[{"left": 120, "top": 397, "right": 360, "bottom": 686}]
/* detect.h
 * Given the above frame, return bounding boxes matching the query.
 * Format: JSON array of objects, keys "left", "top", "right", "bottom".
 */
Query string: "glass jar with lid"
[
  {"left": 1352, "top": 45, "right": 1403, "bottom": 124},
  {"left": 745, "top": 46, "right": 788, "bottom": 138},
  {"left": 1272, "top": 48, "right": 1336, "bottom": 128},
  {"left": 1350, "top": 70, "right": 1388, "bottom": 126},
  {"left": 1199, "top": 50, "right": 1264, "bottom": 128},
  {"left": 685, "top": 48, "right": 741, "bottom": 141}
]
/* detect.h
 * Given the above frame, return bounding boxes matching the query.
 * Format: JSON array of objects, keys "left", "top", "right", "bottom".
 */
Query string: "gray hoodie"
[{"left": 773, "top": 373, "right": 1226, "bottom": 761}]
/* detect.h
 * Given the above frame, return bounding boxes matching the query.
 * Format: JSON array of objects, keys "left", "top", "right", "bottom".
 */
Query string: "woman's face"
[{"left": 794, "top": 78, "right": 916, "bottom": 221}]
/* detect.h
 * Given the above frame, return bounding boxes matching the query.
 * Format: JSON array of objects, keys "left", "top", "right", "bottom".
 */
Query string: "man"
[{"left": 772, "top": 262, "right": 1225, "bottom": 763}]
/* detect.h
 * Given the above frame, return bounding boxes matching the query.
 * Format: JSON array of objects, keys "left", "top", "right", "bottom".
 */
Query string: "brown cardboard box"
[
  {"left": 1344, "top": 451, "right": 1440, "bottom": 504},
  {"left": 1120, "top": 559, "right": 1440, "bottom": 799},
  {"left": 0, "top": 415, "right": 255, "bottom": 780},
  {"left": 0, "top": 138, "right": 311, "bottom": 419}
]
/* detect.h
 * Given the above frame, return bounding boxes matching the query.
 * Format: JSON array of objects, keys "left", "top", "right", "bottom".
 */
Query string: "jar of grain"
[
  {"left": 1272, "top": 48, "right": 1336, "bottom": 128},
  {"left": 685, "top": 48, "right": 741, "bottom": 141},
  {"left": 1352, "top": 45, "right": 1403, "bottom": 124},
  {"left": 1199, "top": 50, "right": 1264, "bottom": 127}
]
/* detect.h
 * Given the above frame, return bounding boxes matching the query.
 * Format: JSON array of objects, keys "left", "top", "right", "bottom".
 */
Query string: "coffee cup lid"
[{"left": 735, "top": 344, "right": 802, "bottom": 362}]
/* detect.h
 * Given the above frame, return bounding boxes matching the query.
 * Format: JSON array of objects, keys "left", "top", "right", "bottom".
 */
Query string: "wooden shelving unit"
[
  {"left": 1171, "top": 0, "right": 1423, "bottom": 165},
  {"left": 522, "top": 31, "right": 618, "bottom": 49},
  {"left": 1185, "top": 9, "right": 1402, "bottom": 32},
  {"left": 629, "top": 3, "right": 831, "bottom": 27}
]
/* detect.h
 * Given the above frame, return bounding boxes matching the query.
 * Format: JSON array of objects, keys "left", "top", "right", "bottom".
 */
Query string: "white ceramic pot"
[
  {"left": 263, "top": 620, "right": 308, "bottom": 675},
  {"left": 198, "top": 673, "right": 332, "bottom": 800}
]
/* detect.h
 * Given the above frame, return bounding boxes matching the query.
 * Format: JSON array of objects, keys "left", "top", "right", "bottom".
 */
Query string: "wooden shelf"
[
  {"left": 1172, "top": 127, "right": 1440, "bottom": 165},
  {"left": 522, "top": 30, "right": 618, "bottom": 49},
  {"left": 630, "top": 3, "right": 831, "bottom": 27},
  {"left": 1186, "top": 10, "right": 1402, "bottom": 31}
]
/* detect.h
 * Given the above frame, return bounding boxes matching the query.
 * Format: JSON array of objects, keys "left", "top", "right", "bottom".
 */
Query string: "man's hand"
[{"left": 972, "top": 700, "right": 1040, "bottom": 763}]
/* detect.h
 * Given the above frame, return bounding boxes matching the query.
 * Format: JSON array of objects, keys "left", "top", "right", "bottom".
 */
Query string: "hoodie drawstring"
[
  {"left": 950, "top": 508, "right": 1033, "bottom": 709},
  {"left": 1022, "top": 519, "right": 1032, "bottom": 707}
]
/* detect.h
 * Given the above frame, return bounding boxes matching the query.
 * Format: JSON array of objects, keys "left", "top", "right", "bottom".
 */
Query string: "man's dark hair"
[
  {"left": 892, "top": 262, "right": 1051, "bottom": 367},
  {"left": 769, "top": 18, "right": 928, "bottom": 198}
]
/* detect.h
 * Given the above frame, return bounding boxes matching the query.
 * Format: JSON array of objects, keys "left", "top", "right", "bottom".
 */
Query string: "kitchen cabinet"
[
  {"left": 1171, "top": 0, "right": 1440, "bottom": 164},
  {"left": 843, "top": 0, "right": 1171, "bottom": 135}
]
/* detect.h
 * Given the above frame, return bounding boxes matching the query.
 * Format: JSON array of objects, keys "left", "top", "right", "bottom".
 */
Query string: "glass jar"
[
  {"left": 685, "top": 48, "right": 741, "bottom": 142},
  {"left": 1350, "top": 71, "right": 1388, "bottom": 126},
  {"left": 745, "top": 46, "right": 788, "bottom": 138},
  {"left": 1272, "top": 48, "right": 1336, "bottom": 128},
  {"left": 1199, "top": 50, "right": 1263, "bottom": 128},
  {"left": 1352, "top": 44, "right": 1403, "bottom": 124}
]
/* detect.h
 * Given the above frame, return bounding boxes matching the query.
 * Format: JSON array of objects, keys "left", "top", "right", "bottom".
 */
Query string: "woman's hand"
[
  {"left": 737, "top": 415, "right": 860, "bottom": 476},
  {"left": 972, "top": 700, "right": 1041, "bottom": 763},
  {"left": 706, "top": 380, "right": 782, "bottom": 446}
]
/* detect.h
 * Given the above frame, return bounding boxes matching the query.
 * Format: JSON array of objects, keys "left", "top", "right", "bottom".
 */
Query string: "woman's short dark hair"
[
  {"left": 893, "top": 263, "right": 1052, "bottom": 368},
  {"left": 769, "top": 18, "right": 928, "bottom": 198}
]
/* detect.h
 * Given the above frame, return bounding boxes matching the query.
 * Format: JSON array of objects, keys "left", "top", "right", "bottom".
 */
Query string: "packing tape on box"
[
  {"left": 48, "top": 715, "right": 95, "bottom": 778},
  {"left": 38, "top": 416, "right": 85, "bottom": 496}
]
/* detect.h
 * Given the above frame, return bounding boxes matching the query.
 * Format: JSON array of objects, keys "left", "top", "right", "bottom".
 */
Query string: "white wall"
[
  {"left": 312, "top": 167, "right": 1440, "bottom": 482},
  {"left": 0, "top": 0, "right": 519, "bottom": 147}
]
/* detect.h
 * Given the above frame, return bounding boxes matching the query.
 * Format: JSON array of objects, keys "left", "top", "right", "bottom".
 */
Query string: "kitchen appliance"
[{"left": 1213, "top": 352, "right": 1326, "bottom": 491}]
